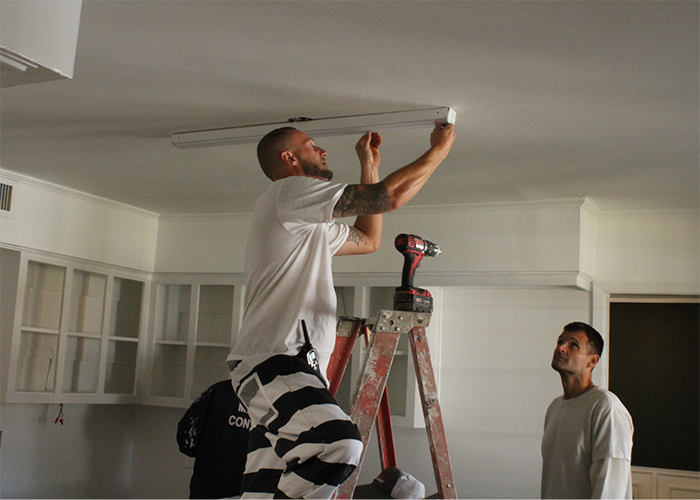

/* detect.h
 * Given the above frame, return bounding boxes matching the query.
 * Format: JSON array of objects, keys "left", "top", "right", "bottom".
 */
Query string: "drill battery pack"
[{"left": 394, "top": 286, "right": 433, "bottom": 313}]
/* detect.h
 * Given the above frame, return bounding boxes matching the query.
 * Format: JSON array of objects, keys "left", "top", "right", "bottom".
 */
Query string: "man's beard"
[{"left": 300, "top": 159, "right": 333, "bottom": 180}]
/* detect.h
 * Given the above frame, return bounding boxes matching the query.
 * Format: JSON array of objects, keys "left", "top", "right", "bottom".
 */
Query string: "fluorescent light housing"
[{"left": 172, "top": 107, "right": 456, "bottom": 150}]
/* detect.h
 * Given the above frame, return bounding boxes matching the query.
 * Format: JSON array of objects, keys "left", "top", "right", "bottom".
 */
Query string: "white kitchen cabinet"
[
  {"left": 141, "top": 275, "right": 441, "bottom": 420},
  {"left": 632, "top": 467, "right": 700, "bottom": 499},
  {"left": 0, "top": 249, "right": 440, "bottom": 418},
  {"left": 143, "top": 274, "right": 245, "bottom": 408},
  {"left": 0, "top": 250, "right": 149, "bottom": 404}
]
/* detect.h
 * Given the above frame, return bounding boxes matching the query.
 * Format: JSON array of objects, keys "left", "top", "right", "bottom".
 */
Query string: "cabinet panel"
[
  {"left": 22, "top": 261, "right": 65, "bottom": 330},
  {"left": 63, "top": 336, "right": 100, "bottom": 394},
  {"left": 104, "top": 340, "right": 138, "bottom": 394},
  {"left": 197, "top": 285, "right": 234, "bottom": 344},
  {"left": 155, "top": 284, "right": 190, "bottom": 342},
  {"left": 631, "top": 468, "right": 653, "bottom": 500},
  {"left": 16, "top": 331, "right": 58, "bottom": 392},
  {"left": 110, "top": 278, "right": 143, "bottom": 338},
  {"left": 193, "top": 345, "right": 230, "bottom": 397},
  {"left": 631, "top": 467, "right": 700, "bottom": 499},
  {"left": 657, "top": 472, "right": 700, "bottom": 499},
  {"left": 151, "top": 344, "right": 187, "bottom": 398}
]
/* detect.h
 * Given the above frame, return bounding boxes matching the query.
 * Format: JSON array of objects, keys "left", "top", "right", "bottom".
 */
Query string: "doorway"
[{"left": 608, "top": 298, "right": 699, "bottom": 472}]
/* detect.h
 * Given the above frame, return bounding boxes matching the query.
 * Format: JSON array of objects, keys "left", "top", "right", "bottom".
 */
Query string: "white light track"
[{"left": 172, "top": 107, "right": 456, "bottom": 150}]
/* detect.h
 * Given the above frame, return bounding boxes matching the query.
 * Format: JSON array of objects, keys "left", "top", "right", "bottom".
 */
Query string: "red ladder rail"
[{"left": 329, "top": 311, "right": 457, "bottom": 499}]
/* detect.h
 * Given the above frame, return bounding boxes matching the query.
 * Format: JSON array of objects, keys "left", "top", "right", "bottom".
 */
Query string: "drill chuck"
[{"left": 395, "top": 234, "right": 441, "bottom": 257}]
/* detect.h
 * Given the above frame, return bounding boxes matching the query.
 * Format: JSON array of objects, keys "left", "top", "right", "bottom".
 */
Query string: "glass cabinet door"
[
  {"left": 148, "top": 280, "right": 243, "bottom": 404},
  {"left": 16, "top": 261, "right": 65, "bottom": 393},
  {"left": 105, "top": 278, "right": 143, "bottom": 394},
  {"left": 156, "top": 284, "right": 190, "bottom": 342},
  {"left": 196, "top": 285, "right": 234, "bottom": 344},
  {"left": 151, "top": 284, "right": 191, "bottom": 398},
  {"left": 193, "top": 285, "right": 235, "bottom": 395},
  {"left": 63, "top": 270, "right": 106, "bottom": 394}
]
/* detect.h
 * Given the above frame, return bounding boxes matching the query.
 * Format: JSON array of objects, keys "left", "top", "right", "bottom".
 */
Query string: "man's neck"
[{"left": 560, "top": 374, "right": 595, "bottom": 400}]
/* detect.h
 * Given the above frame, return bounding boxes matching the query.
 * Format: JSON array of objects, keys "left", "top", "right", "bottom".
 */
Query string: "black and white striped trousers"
[{"left": 233, "top": 354, "right": 363, "bottom": 499}]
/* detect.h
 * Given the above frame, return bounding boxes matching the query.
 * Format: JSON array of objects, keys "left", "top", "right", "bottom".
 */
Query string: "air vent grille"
[{"left": 0, "top": 183, "right": 13, "bottom": 212}]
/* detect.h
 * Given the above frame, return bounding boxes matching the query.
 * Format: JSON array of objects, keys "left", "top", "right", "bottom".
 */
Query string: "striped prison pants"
[{"left": 232, "top": 354, "right": 363, "bottom": 499}]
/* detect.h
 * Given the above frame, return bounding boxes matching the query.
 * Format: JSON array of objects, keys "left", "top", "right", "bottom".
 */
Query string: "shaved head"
[
  {"left": 257, "top": 127, "right": 299, "bottom": 180},
  {"left": 257, "top": 126, "right": 332, "bottom": 181}
]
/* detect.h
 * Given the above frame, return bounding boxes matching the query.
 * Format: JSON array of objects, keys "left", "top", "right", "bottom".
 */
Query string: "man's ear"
[
  {"left": 587, "top": 353, "right": 600, "bottom": 369},
  {"left": 281, "top": 151, "right": 296, "bottom": 166}
]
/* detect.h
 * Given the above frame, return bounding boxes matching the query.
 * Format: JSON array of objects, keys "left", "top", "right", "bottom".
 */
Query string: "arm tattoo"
[
  {"left": 346, "top": 227, "right": 367, "bottom": 247},
  {"left": 334, "top": 182, "right": 391, "bottom": 218}
]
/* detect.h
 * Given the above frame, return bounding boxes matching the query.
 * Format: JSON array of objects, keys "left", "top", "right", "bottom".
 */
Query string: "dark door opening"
[{"left": 609, "top": 300, "right": 699, "bottom": 472}]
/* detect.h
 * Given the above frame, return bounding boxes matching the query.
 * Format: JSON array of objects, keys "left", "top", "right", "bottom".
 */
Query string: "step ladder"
[{"left": 327, "top": 309, "right": 457, "bottom": 499}]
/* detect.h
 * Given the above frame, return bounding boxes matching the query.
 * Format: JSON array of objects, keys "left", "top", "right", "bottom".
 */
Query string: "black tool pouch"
[{"left": 297, "top": 319, "right": 322, "bottom": 380}]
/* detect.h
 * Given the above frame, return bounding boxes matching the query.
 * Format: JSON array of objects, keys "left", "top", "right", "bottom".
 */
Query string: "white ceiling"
[{"left": 1, "top": 0, "right": 698, "bottom": 215}]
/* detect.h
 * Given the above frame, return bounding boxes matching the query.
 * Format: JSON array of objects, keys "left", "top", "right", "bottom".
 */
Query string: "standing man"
[
  {"left": 227, "top": 121, "right": 455, "bottom": 499},
  {"left": 541, "top": 322, "right": 634, "bottom": 499}
]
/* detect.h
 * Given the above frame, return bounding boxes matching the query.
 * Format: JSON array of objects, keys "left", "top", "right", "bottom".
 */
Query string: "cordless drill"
[{"left": 393, "top": 233, "right": 441, "bottom": 313}]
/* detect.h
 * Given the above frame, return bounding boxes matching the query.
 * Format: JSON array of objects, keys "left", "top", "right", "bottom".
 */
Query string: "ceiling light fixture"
[{"left": 172, "top": 107, "right": 456, "bottom": 150}]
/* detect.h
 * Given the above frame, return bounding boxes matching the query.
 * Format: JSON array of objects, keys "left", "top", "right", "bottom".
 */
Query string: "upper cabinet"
[
  {"left": 0, "top": 249, "right": 440, "bottom": 418},
  {"left": 1, "top": 250, "right": 149, "bottom": 404},
  {"left": 143, "top": 274, "right": 245, "bottom": 408}
]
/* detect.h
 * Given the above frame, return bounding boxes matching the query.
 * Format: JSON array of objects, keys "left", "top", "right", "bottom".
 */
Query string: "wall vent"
[{"left": 0, "top": 183, "right": 13, "bottom": 212}]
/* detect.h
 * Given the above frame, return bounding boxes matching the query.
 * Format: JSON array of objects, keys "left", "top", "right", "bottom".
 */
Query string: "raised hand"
[
  {"left": 429, "top": 121, "right": 456, "bottom": 159},
  {"left": 355, "top": 131, "right": 383, "bottom": 171}
]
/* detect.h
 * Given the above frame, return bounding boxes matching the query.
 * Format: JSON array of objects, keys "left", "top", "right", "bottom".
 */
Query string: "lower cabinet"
[
  {"left": 632, "top": 466, "right": 700, "bottom": 499},
  {"left": 0, "top": 249, "right": 149, "bottom": 404}
]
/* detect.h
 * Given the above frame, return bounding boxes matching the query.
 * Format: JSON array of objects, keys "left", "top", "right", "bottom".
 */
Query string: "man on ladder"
[{"left": 226, "top": 120, "right": 456, "bottom": 499}]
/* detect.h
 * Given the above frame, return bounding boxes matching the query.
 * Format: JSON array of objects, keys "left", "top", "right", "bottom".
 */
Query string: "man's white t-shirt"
[
  {"left": 541, "top": 386, "right": 634, "bottom": 499},
  {"left": 227, "top": 176, "right": 349, "bottom": 381}
]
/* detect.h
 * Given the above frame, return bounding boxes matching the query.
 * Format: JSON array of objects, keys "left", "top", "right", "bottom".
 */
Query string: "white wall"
[
  {"left": 0, "top": 403, "right": 135, "bottom": 498},
  {"left": 155, "top": 214, "right": 250, "bottom": 273},
  {"left": 156, "top": 199, "right": 594, "bottom": 288},
  {"left": 0, "top": 170, "right": 159, "bottom": 272},
  {"left": 1, "top": 173, "right": 698, "bottom": 499},
  {"left": 334, "top": 200, "right": 590, "bottom": 281},
  {"left": 438, "top": 287, "right": 591, "bottom": 498},
  {"left": 129, "top": 405, "right": 192, "bottom": 498},
  {"left": 595, "top": 210, "right": 700, "bottom": 295},
  {"left": 142, "top": 201, "right": 700, "bottom": 499}
]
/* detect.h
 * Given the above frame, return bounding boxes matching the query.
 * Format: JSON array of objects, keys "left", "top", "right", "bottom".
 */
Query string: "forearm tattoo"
[
  {"left": 346, "top": 227, "right": 367, "bottom": 247},
  {"left": 334, "top": 182, "right": 391, "bottom": 218}
]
